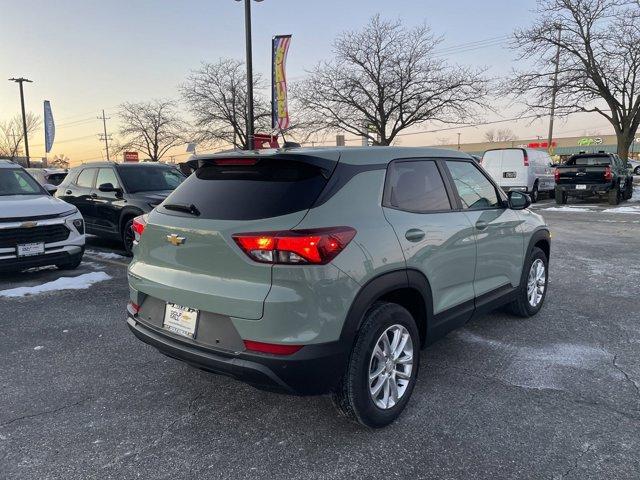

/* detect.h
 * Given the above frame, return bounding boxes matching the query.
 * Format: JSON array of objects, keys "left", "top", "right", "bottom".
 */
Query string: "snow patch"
[
  {"left": 0, "top": 272, "right": 111, "bottom": 298},
  {"left": 602, "top": 205, "right": 640, "bottom": 214},
  {"left": 34, "top": 346, "right": 44, "bottom": 351},
  {"left": 86, "top": 250, "right": 126, "bottom": 260},
  {"left": 455, "top": 331, "right": 609, "bottom": 391},
  {"left": 543, "top": 206, "right": 593, "bottom": 212}
]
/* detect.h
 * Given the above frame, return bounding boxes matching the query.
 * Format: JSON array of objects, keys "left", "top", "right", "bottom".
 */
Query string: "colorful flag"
[
  {"left": 272, "top": 35, "right": 292, "bottom": 130},
  {"left": 44, "top": 100, "right": 55, "bottom": 153}
]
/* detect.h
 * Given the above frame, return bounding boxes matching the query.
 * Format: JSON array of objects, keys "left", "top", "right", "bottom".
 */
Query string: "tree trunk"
[{"left": 616, "top": 131, "right": 634, "bottom": 160}]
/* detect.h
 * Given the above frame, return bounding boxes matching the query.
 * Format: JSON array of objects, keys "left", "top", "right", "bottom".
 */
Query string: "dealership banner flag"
[
  {"left": 44, "top": 100, "right": 55, "bottom": 153},
  {"left": 272, "top": 34, "right": 292, "bottom": 130}
]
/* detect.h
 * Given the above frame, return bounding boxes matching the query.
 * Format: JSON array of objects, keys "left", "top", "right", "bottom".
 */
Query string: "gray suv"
[{"left": 126, "top": 147, "right": 550, "bottom": 427}]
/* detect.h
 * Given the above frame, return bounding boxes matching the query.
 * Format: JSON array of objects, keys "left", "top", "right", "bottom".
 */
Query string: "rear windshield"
[
  {"left": 160, "top": 160, "right": 329, "bottom": 220},
  {"left": 117, "top": 166, "right": 185, "bottom": 193},
  {"left": 567, "top": 156, "right": 611, "bottom": 166},
  {"left": 47, "top": 173, "right": 67, "bottom": 186},
  {"left": 0, "top": 168, "right": 44, "bottom": 196}
]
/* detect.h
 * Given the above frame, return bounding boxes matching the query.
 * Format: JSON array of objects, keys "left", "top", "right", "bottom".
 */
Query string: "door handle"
[
  {"left": 66, "top": 190, "right": 72, "bottom": 195},
  {"left": 475, "top": 220, "right": 488, "bottom": 231},
  {"left": 405, "top": 229, "right": 425, "bottom": 242}
]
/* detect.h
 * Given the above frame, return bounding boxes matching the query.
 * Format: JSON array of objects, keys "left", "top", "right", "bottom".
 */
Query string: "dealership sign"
[
  {"left": 577, "top": 137, "right": 603, "bottom": 146},
  {"left": 123, "top": 151, "right": 139, "bottom": 162}
]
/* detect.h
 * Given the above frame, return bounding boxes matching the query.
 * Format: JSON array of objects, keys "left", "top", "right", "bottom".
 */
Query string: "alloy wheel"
[
  {"left": 368, "top": 324, "right": 414, "bottom": 410},
  {"left": 527, "top": 259, "right": 546, "bottom": 307}
]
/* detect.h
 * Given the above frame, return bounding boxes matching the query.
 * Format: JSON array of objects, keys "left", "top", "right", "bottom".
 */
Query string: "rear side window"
[
  {"left": 383, "top": 160, "right": 451, "bottom": 212},
  {"left": 117, "top": 166, "right": 184, "bottom": 193},
  {"left": 569, "top": 156, "right": 612, "bottom": 166},
  {"left": 76, "top": 168, "right": 96, "bottom": 188},
  {"left": 161, "top": 159, "right": 329, "bottom": 220},
  {"left": 47, "top": 173, "right": 67, "bottom": 186},
  {"left": 446, "top": 161, "right": 501, "bottom": 210}
]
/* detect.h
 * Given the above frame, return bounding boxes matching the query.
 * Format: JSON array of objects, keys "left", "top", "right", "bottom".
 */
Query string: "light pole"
[
  {"left": 235, "top": 0, "right": 263, "bottom": 150},
  {"left": 457, "top": 133, "right": 461, "bottom": 150},
  {"left": 8, "top": 77, "right": 33, "bottom": 167}
]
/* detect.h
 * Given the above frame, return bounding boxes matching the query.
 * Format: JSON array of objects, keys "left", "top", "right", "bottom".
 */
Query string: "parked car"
[
  {"left": 627, "top": 158, "right": 640, "bottom": 176},
  {"left": 26, "top": 168, "right": 68, "bottom": 188},
  {"left": 481, "top": 148, "right": 555, "bottom": 202},
  {"left": 55, "top": 162, "right": 185, "bottom": 255},
  {"left": 554, "top": 153, "right": 634, "bottom": 205},
  {"left": 125, "top": 147, "right": 550, "bottom": 428},
  {"left": 0, "top": 160, "right": 85, "bottom": 271}
]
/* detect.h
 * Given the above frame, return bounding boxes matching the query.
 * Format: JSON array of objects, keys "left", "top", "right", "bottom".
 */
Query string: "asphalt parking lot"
[{"left": 1, "top": 195, "right": 639, "bottom": 480}]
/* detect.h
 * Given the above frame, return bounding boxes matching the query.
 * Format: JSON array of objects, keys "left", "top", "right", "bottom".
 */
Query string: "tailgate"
[
  {"left": 128, "top": 153, "right": 338, "bottom": 320},
  {"left": 556, "top": 166, "right": 607, "bottom": 185}
]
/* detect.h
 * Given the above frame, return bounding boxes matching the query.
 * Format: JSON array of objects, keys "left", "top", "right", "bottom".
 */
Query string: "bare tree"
[
  {"left": 181, "top": 59, "right": 271, "bottom": 150},
  {"left": 510, "top": 0, "right": 640, "bottom": 159},
  {"left": 117, "top": 99, "right": 185, "bottom": 162},
  {"left": 0, "top": 113, "right": 41, "bottom": 158},
  {"left": 484, "top": 128, "right": 516, "bottom": 142},
  {"left": 49, "top": 154, "right": 70, "bottom": 169},
  {"left": 292, "top": 15, "right": 490, "bottom": 146}
]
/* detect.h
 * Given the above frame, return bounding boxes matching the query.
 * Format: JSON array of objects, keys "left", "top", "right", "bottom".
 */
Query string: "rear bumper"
[
  {"left": 126, "top": 315, "right": 349, "bottom": 395},
  {"left": 556, "top": 183, "right": 612, "bottom": 196}
]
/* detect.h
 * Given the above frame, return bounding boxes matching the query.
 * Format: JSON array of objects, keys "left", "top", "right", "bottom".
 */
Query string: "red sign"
[
  {"left": 526, "top": 141, "right": 557, "bottom": 149},
  {"left": 123, "top": 151, "right": 139, "bottom": 162}
]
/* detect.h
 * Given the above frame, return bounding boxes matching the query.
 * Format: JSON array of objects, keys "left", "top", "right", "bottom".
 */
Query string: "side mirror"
[
  {"left": 99, "top": 182, "right": 115, "bottom": 192},
  {"left": 508, "top": 191, "right": 531, "bottom": 210},
  {"left": 43, "top": 183, "right": 58, "bottom": 195}
]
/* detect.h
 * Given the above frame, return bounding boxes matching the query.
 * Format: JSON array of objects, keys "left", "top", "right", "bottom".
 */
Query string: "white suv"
[
  {"left": 0, "top": 160, "right": 85, "bottom": 271},
  {"left": 481, "top": 148, "right": 555, "bottom": 202}
]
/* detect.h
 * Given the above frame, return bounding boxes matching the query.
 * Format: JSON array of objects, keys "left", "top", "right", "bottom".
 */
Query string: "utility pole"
[
  {"left": 547, "top": 25, "right": 562, "bottom": 154},
  {"left": 98, "top": 110, "right": 112, "bottom": 161},
  {"left": 236, "top": 0, "right": 262, "bottom": 150},
  {"left": 457, "top": 133, "right": 461, "bottom": 150},
  {"left": 8, "top": 77, "right": 33, "bottom": 167}
]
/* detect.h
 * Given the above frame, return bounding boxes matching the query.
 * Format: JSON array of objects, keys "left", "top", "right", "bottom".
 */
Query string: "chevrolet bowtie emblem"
[
  {"left": 21, "top": 221, "right": 38, "bottom": 228},
  {"left": 166, "top": 234, "right": 186, "bottom": 246}
]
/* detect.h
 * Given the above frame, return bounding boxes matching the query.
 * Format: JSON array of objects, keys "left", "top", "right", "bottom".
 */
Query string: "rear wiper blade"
[{"left": 163, "top": 203, "right": 201, "bottom": 216}]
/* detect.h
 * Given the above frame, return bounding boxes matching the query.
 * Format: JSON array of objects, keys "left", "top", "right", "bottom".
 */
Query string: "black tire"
[
  {"left": 123, "top": 218, "right": 136, "bottom": 256},
  {"left": 608, "top": 186, "right": 620, "bottom": 205},
  {"left": 332, "top": 302, "right": 420, "bottom": 428},
  {"left": 56, "top": 249, "right": 84, "bottom": 270},
  {"left": 634, "top": 166, "right": 640, "bottom": 175},
  {"left": 530, "top": 182, "right": 539, "bottom": 203},
  {"left": 507, "top": 246, "right": 548, "bottom": 318},
  {"left": 555, "top": 188, "right": 567, "bottom": 205},
  {"left": 622, "top": 180, "right": 632, "bottom": 200}
]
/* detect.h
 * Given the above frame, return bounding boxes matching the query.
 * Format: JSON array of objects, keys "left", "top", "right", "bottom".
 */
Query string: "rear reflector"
[
  {"left": 554, "top": 168, "right": 560, "bottom": 182},
  {"left": 604, "top": 166, "right": 613, "bottom": 181},
  {"left": 523, "top": 150, "right": 530, "bottom": 166},
  {"left": 233, "top": 227, "right": 356, "bottom": 265},
  {"left": 127, "top": 301, "right": 140, "bottom": 316},
  {"left": 132, "top": 215, "right": 147, "bottom": 242},
  {"left": 243, "top": 340, "right": 303, "bottom": 355}
]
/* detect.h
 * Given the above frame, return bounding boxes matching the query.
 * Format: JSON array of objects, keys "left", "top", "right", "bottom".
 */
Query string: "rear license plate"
[
  {"left": 17, "top": 242, "right": 45, "bottom": 257},
  {"left": 576, "top": 184, "right": 587, "bottom": 190},
  {"left": 503, "top": 172, "right": 516, "bottom": 178},
  {"left": 163, "top": 303, "right": 199, "bottom": 338}
]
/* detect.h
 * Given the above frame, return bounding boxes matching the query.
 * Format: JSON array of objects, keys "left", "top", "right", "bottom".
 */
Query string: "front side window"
[
  {"left": 446, "top": 161, "right": 501, "bottom": 210},
  {"left": 76, "top": 168, "right": 97, "bottom": 188},
  {"left": 0, "top": 169, "right": 44, "bottom": 196},
  {"left": 96, "top": 168, "right": 120, "bottom": 189},
  {"left": 116, "top": 166, "right": 185, "bottom": 193},
  {"left": 383, "top": 160, "right": 451, "bottom": 212}
]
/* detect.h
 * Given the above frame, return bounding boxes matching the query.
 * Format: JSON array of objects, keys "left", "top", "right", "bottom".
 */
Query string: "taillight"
[
  {"left": 212, "top": 158, "right": 258, "bottom": 166},
  {"left": 132, "top": 215, "right": 147, "bottom": 243},
  {"left": 243, "top": 340, "right": 303, "bottom": 355},
  {"left": 604, "top": 166, "right": 613, "bottom": 181},
  {"left": 554, "top": 168, "right": 560, "bottom": 182},
  {"left": 127, "top": 301, "right": 140, "bottom": 316},
  {"left": 233, "top": 227, "right": 356, "bottom": 265},
  {"left": 523, "top": 150, "right": 529, "bottom": 166}
]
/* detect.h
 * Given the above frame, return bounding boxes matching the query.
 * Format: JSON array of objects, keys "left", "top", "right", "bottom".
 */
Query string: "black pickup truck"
[{"left": 554, "top": 153, "right": 634, "bottom": 205}]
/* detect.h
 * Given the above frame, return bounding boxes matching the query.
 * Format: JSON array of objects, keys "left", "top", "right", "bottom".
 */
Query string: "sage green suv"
[{"left": 126, "top": 147, "right": 550, "bottom": 428}]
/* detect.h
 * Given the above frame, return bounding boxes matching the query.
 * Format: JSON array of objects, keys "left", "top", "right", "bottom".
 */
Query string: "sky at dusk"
[{"left": 0, "top": 0, "right": 615, "bottom": 164}]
